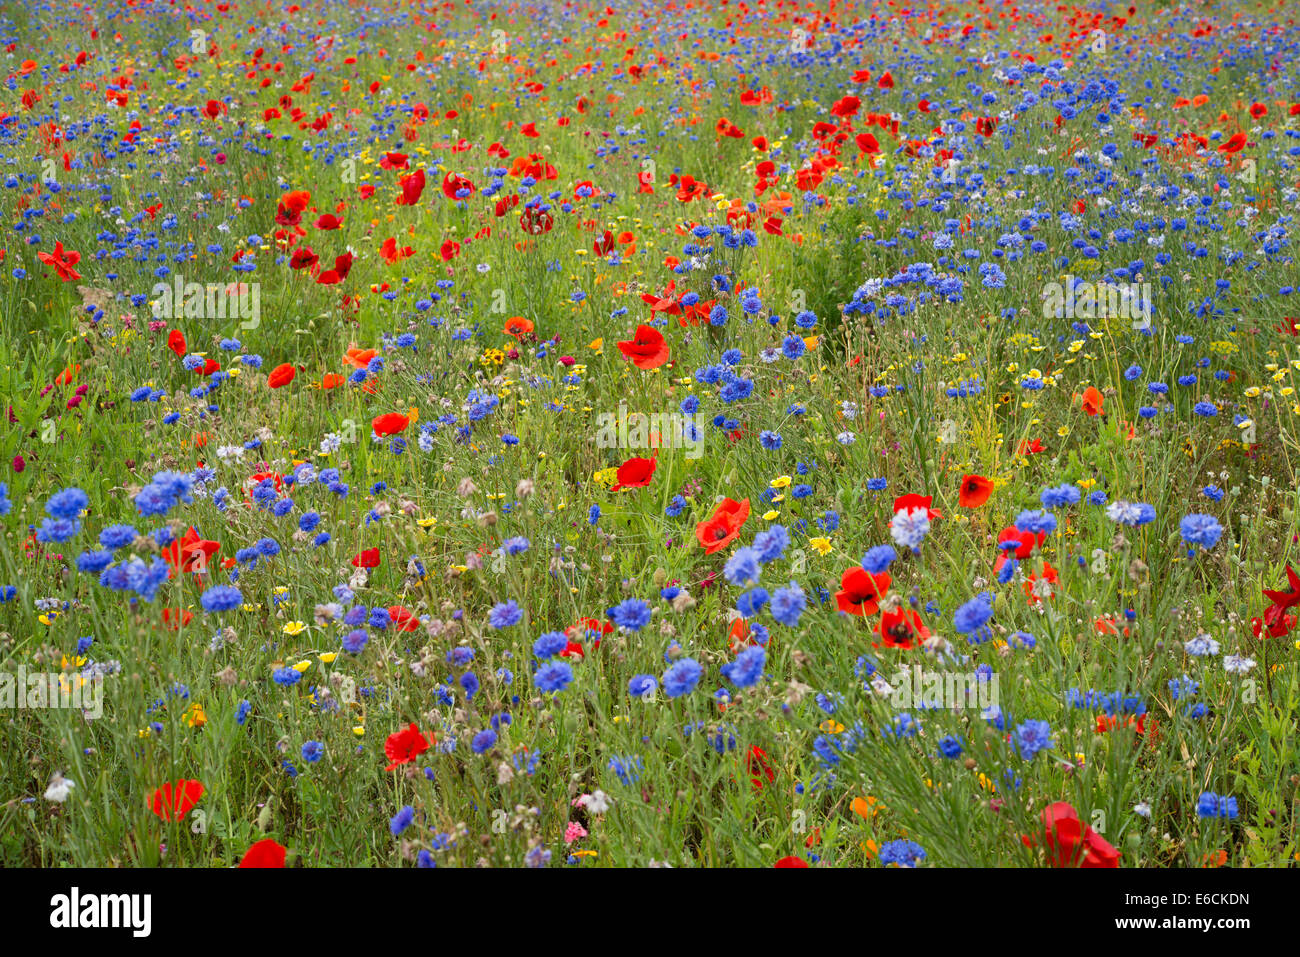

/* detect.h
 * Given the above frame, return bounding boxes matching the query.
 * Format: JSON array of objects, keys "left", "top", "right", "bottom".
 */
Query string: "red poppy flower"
[
  {"left": 519, "top": 206, "right": 554, "bottom": 234},
  {"left": 997, "top": 525, "right": 1044, "bottom": 560},
  {"left": 774, "top": 856, "right": 809, "bottom": 868},
  {"left": 239, "top": 838, "right": 288, "bottom": 868},
  {"left": 504, "top": 316, "right": 535, "bottom": 337},
  {"left": 442, "top": 171, "right": 476, "bottom": 199},
  {"left": 1022, "top": 561, "right": 1059, "bottom": 605},
  {"left": 289, "top": 247, "right": 319, "bottom": 270},
  {"left": 388, "top": 605, "right": 421, "bottom": 632},
  {"left": 396, "top": 168, "right": 425, "bottom": 205},
  {"left": 893, "top": 493, "right": 941, "bottom": 520},
  {"left": 1218, "top": 132, "right": 1248, "bottom": 153},
  {"left": 610, "top": 453, "right": 657, "bottom": 491},
  {"left": 747, "top": 746, "right": 776, "bottom": 790},
  {"left": 163, "top": 526, "right": 220, "bottom": 576},
  {"left": 36, "top": 240, "right": 82, "bottom": 282},
  {"left": 1252, "top": 604, "right": 1296, "bottom": 638},
  {"left": 836, "top": 567, "right": 891, "bottom": 617},
  {"left": 168, "top": 330, "right": 187, "bottom": 357},
  {"left": 957, "top": 475, "right": 994, "bottom": 508},
  {"left": 150, "top": 779, "right": 205, "bottom": 822},
  {"left": 877, "top": 71, "right": 894, "bottom": 89},
  {"left": 695, "top": 498, "right": 751, "bottom": 554},
  {"left": 617, "top": 324, "right": 671, "bottom": 370},
  {"left": 855, "top": 132, "right": 881, "bottom": 154},
  {"left": 1081, "top": 386, "right": 1104, "bottom": 417},
  {"left": 316, "top": 251, "right": 354, "bottom": 285},
  {"left": 267, "top": 363, "right": 296, "bottom": 389},
  {"left": 351, "top": 547, "right": 381, "bottom": 568},
  {"left": 830, "top": 95, "right": 860, "bottom": 117},
  {"left": 1262, "top": 564, "right": 1300, "bottom": 611},
  {"left": 162, "top": 607, "right": 194, "bottom": 629},
  {"left": 1022, "top": 802, "right": 1120, "bottom": 868},
  {"left": 372, "top": 412, "right": 409, "bottom": 437},
  {"left": 877, "top": 607, "right": 929, "bottom": 648},
  {"left": 384, "top": 722, "right": 431, "bottom": 771}
]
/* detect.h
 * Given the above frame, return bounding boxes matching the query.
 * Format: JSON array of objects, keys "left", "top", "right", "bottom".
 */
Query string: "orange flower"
[
  {"left": 504, "top": 316, "right": 534, "bottom": 338},
  {"left": 1081, "top": 386, "right": 1104, "bottom": 417},
  {"left": 343, "top": 347, "right": 378, "bottom": 369}
]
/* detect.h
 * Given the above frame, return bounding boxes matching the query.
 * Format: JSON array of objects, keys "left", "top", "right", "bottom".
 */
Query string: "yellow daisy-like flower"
[
  {"left": 319, "top": 652, "right": 338, "bottom": 664},
  {"left": 808, "top": 536, "right": 833, "bottom": 556},
  {"left": 762, "top": 509, "right": 780, "bottom": 521},
  {"left": 283, "top": 621, "right": 307, "bottom": 636},
  {"left": 292, "top": 659, "right": 313, "bottom": 673}
]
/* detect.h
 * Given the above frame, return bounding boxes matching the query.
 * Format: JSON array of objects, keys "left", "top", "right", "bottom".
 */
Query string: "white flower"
[
  {"left": 585, "top": 790, "right": 611, "bottom": 814},
  {"left": 1133, "top": 801, "right": 1152, "bottom": 819},
  {"left": 44, "top": 773, "right": 75, "bottom": 803},
  {"left": 1223, "top": 654, "right": 1256, "bottom": 675},
  {"left": 889, "top": 507, "right": 931, "bottom": 551}
]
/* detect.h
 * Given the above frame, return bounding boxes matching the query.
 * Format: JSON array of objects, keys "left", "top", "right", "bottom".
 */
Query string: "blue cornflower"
[
  {"left": 609, "top": 598, "right": 652, "bottom": 631},
  {"left": 1014, "top": 719, "right": 1055, "bottom": 759},
  {"left": 1180, "top": 513, "right": 1223, "bottom": 551},
  {"left": 488, "top": 600, "right": 523, "bottom": 629},
  {"left": 953, "top": 592, "right": 994, "bottom": 636},
  {"left": 200, "top": 585, "right": 243, "bottom": 613},
  {"left": 770, "top": 582, "right": 806, "bottom": 627},
  {"left": 390, "top": 805, "right": 416, "bottom": 836},
  {"left": 878, "top": 839, "right": 926, "bottom": 867},
  {"left": 662, "top": 658, "right": 703, "bottom": 697},
  {"left": 721, "top": 645, "right": 765, "bottom": 689},
  {"left": 861, "top": 545, "right": 897, "bottom": 574},
  {"left": 534, "top": 661, "right": 574, "bottom": 694}
]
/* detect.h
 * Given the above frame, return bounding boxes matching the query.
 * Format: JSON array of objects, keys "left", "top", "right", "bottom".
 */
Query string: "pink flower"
[
  {"left": 12, "top": 454, "right": 25, "bottom": 473},
  {"left": 564, "top": 821, "right": 588, "bottom": 844}
]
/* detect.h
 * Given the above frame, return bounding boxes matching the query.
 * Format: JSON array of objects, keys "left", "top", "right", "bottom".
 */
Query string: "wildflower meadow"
[{"left": 3, "top": 0, "right": 1300, "bottom": 879}]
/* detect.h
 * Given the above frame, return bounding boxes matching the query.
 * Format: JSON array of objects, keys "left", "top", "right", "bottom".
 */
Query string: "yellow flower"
[
  {"left": 319, "top": 652, "right": 338, "bottom": 664},
  {"left": 762, "top": 509, "right": 780, "bottom": 521},
  {"left": 283, "top": 621, "right": 307, "bottom": 636},
  {"left": 808, "top": 536, "right": 833, "bottom": 556},
  {"left": 292, "top": 659, "right": 313, "bottom": 673},
  {"left": 770, "top": 475, "right": 792, "bottom": 489},
  {"left": 185, "top": 703, "right": 207, "bottom": 728}
]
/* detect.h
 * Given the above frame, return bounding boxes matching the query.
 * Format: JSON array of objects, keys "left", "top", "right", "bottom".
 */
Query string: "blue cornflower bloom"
[{"left": 662, "top": 658, "right": 703, "bottom": 697}]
